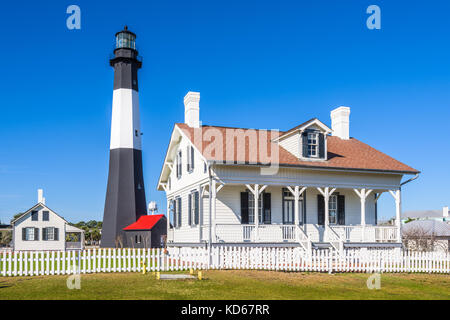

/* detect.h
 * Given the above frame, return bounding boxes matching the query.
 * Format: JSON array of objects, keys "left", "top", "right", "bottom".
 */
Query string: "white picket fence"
[{"left": 0, "top": 247, "right": 449, "bottom": 277}]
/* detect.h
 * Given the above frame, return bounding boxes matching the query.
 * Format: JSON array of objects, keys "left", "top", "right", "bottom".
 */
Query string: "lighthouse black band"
[
  {"left": 102, "top": 148, "right": 147, "bottom": 248},
  {"left": 110, "top": 48, "right": 141, "bottom": 91}
]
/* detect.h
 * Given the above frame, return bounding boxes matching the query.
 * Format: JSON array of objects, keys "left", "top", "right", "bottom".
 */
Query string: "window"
[
  {"left": 307, "top": 132, "right": 318, "bottom": 157},
  {"left": 188, "top": 191, "right": 199, "bottom": 226},
  {"left": 43, "top": 211, "right": 49, "bottom": 221},
  {"left": 23, "top": 227, "right": 36, "bottom": 241},
  {"left": 135, "top": 235, "right": 142, "bottom": 244},
  {"left": 43, "top": 227, "right": 54, "bottom": 240},
  {"left": 176, "top": 151, "right": 182, "bottom": 178},
  {"left": 187, "top": 146, "right": 194, "bottom": 173},
  {"left": 31, "top": 211, "right": 38, "bottom": 221},
  {"left": 329, "top": 195, "right": 337, "bottom": 224},
  {"left": 43, "top": 227, "right": 58, "bottom": 241}
]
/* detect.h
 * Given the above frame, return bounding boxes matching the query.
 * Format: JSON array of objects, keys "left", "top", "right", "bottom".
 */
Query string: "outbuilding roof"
[
  {"left": 123, "top": 214, "right": 165, "bottom": 231},
  {"left": 402, "top": 220, "right": 450, "bottom": 237}
]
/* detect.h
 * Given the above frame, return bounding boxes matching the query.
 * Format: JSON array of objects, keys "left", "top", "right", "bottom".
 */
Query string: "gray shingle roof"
[
  {"left": 402, "top": 220, "right": 450, "bottom": 237},
  {"left": 402, "top": 210, "right": 442, "bottom": 219}
]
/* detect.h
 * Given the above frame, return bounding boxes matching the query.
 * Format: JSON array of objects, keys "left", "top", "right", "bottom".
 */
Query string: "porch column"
[
  {"left": 317, "top": 187, "right": 336, "bottom": 241},
  {"left": 246, "top": 184, "right": 267, "bottom": 241},
  {"left": 389, "top": 189, "right": 402, "bottom": 242},
  {"left": 287, "top": 186, "right": 307, "bottom": 226},
  {"left": 198, "top": 185, "right": 203, "bottom": 243},
  {"left": 211, "top": 181, "right": 217, "bottom": 243},
  {"left": 354, "top": 188, "right": 372, "bottom": 242}
]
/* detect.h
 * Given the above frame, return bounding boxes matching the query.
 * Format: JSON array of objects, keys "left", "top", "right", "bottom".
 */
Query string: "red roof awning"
[{"left": 123, "top": 214, "right": 165, "bottom": 231}]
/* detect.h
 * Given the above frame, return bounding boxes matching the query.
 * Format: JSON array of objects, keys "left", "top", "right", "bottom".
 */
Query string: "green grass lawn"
[{"left": 0, "top": 270, "right": 449, "bottom": 300}]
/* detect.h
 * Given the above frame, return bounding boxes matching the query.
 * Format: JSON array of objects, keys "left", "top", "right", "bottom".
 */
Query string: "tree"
[
  {"left": 0, "top": 231, "right": 12, "bottom": 246},
  {"left": 402, "top": 225, "right": 446, "bottom": 252}
]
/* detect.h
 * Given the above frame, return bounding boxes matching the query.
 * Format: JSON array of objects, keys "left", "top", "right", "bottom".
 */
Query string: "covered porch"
[{"left": 167, "top": 181, "right": 402, "bottom": 248}]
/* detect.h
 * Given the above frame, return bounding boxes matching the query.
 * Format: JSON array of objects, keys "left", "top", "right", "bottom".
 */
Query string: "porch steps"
[{"left": 311, "top": 242, "right": 333, "bottom": 249}]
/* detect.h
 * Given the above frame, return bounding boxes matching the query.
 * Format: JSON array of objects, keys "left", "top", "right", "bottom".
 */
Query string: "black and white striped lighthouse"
[{"left": 101, "top": 26, "right": 147, "bottom": 248}]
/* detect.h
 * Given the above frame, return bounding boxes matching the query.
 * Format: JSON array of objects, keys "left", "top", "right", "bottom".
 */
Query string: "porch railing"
[
  {"left": 215, "top": 224, "right": 298, "bottom": 243},
  {"left": 330, "top": 225, "right": 399, "bottom": 243}
]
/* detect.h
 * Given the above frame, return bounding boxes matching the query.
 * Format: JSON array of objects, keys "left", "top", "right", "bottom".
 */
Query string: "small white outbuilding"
[{"left": 11, "top": 189, "right": 84, "bottom": 251}]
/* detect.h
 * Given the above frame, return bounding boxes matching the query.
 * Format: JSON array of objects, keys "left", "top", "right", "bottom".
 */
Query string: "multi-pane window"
[
  {"left": 248, "top": 193, "right": 263, "bottom": 224},
  {"left": 25, "top": 228, "right": 35, "bottom": 241},
  {"left": 42, "top": 227, "right": 57, "bottom": 241},
  {"left": 176, "top": 151, "right": 182, "bottom": 178},
  {"left": 329, "top": 195, "right": 337, "bottom": 224},
  {"left": 307, "top": 132, "right": 318, "bottom": 157},
  {"left": 43, "top": 211, "right": 49, "bottom": 221},
  {"left": 31, "top": 211, "right": 38, "bottom": 221},
  {"left": 46, "top": 227, "right": 55, "bottom": 240}
]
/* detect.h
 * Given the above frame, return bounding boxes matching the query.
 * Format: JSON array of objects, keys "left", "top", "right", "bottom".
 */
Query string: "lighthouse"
[{"left": 101, "top": 26, "right": 147, "bottom": 247}]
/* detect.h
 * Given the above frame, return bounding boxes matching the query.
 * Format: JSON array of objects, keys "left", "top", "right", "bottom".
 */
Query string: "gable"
[
  {"left": 13, "top": 203, "right": 67, "bottom": 226},
  {"left": 157, "top": 125, "right": 208, "bottom": 191}
]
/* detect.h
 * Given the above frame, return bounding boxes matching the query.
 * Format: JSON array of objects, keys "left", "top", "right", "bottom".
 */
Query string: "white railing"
[
  {"left": 331, "top": 225, "right": 399, "bottom": 243},
  {"left": 215, "top": 224, "right": 299, "bottom": 243},
  {"left": 374, "top": 226, "right": 398, "bottom": 242},
  {"left": 1, "top": 247, "right": 449, "bottom": 276},
  {"left": 66, "top": 242, "right": 83, "bottom": 250},
  {"left": 296, "top": 226, "right": 312, "bottom": 251}
]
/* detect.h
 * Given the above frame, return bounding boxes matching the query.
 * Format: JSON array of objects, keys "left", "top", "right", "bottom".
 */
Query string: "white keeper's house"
[{"left": 157, "top": 92, "right": 420, "bottom": 252}]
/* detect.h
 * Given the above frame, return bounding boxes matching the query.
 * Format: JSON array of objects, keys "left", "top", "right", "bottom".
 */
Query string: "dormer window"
[
  {"left": 307, "top": 132, "right": 319, "bottom": 157},
  {"left": 301, "top": 130, "right": 325, "bottom": 159}
]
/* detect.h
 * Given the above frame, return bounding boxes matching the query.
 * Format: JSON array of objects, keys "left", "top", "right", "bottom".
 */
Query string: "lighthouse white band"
[{"left": 110, "top": 88, "right": 142, "bottom": 150}]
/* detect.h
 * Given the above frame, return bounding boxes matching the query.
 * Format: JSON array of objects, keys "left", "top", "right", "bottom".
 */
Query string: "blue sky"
[{"left": 0, "top": 0, "right": 449, "bottom": 223}]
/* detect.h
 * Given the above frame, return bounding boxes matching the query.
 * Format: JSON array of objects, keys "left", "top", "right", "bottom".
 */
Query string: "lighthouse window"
[{"left": 135, "top": 130, "right": 138, "bottom": 137}]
